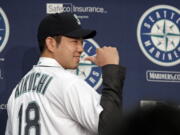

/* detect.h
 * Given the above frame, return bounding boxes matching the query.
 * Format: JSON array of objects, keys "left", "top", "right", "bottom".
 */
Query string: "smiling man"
[{"left": 5, "top": 13, "right": 126, "bottom": 135}]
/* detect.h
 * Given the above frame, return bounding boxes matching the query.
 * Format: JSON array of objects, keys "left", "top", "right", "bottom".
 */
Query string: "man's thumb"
[{"left": 84, "top": 56, "right": 96, "bottom": 63}]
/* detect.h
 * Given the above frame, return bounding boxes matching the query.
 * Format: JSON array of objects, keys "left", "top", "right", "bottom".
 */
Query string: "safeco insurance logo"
[
  {"left": 46, "top": 3, "right": 107, "bottom": 15},
  {"left": 0, "top": 8, "right": 10, "bottom": 53},
  {"left": 137, "top": 5, "right": 180, "bottom": 66}
]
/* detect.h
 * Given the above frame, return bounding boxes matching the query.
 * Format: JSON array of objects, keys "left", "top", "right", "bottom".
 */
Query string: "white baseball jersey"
[{"left": 5, "top": 57, "right": 103, "bottom": 135}]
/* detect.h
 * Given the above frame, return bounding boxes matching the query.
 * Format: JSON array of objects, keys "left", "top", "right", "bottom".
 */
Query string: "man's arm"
[
  {"left": 86, "top": 47, "right": 126, "bottom": 135},
  {"left": 5, "top": 99, "right": 13, "bottom": 135},
  {"left": 99, "top": 64, "right": 125, "bottom": 135}
]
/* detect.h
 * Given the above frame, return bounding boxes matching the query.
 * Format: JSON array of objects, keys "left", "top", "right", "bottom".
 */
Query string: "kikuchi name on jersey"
[{"left": 15, "top": 72, "right": 53, "bottom": 98}]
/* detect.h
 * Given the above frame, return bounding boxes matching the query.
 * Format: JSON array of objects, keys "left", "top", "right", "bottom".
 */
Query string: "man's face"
[{"left": 54, "top": 36, "right": 83, "bottom": 69}]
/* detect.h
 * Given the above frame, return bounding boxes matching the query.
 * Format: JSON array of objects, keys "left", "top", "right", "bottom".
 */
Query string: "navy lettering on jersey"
[{"left": 15, "top": 72, "right": 53, "bottom": 98}]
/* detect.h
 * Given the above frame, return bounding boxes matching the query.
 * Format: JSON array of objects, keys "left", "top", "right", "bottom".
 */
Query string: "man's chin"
[{"left": 69, "top": 64, "right": 79, "bottom": 69}]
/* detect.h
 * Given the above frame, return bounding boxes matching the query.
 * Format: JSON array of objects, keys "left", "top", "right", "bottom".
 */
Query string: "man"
[
  {"left": 5, "top": 13, "right": 125, "bottom": 135},
  {"left": 119, "top": 104, "right": 180, "bottom": 135}
]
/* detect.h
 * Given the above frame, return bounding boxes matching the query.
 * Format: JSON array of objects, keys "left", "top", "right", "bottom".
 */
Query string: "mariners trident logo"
[
  {"left": 137, "top": 5, "right": 180, "bottom": 66},
  {"left": 0, "top": 8, "right": 9, "bottom": 53},
  {"left": 76, "top": 39, "right": 102, "bottom": 90}
]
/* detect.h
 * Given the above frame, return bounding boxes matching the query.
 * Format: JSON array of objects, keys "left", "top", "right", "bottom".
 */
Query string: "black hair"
[{"left": 38, "top": 36, "right": 62, "bottom": 53}]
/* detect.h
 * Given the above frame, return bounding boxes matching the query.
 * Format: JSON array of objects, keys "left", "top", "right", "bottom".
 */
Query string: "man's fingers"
[{"left": 84, "top": 56, "right": 96, "bottom": 63}]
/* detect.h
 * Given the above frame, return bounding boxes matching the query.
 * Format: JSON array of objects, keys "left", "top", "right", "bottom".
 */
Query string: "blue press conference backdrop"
[{"left": 0, "top": 0, "right": 180, "bottom": 134}]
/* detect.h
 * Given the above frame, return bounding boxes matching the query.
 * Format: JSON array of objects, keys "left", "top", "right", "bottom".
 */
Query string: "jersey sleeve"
[
  {"left": 62, "top": 79, "right": 103, "bottom": 134},
  {"left": 5, "top": 117, "right": 12, "bottom": 135},
  {"left": 5, "top": 97, "right": 13, "bottom": 135}
]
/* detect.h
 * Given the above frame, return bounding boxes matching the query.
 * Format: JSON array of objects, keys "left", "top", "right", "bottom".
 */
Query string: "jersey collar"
[{"left": 36, "top": 57, "right": 64, "bottom": 69}]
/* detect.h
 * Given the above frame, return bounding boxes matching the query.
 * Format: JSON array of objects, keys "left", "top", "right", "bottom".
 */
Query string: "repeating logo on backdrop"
[
  {"left": 0, "top": 8, "right": 9, "bottom": 53},
  {"left": 46, "top": 3, "right": 108, "bottom": 19},
  {"left": 73, "top": 39, "right": 102, "bottom": 90},
  {"left": 137, "top": 5, "right": 180, "bottom": 66}
]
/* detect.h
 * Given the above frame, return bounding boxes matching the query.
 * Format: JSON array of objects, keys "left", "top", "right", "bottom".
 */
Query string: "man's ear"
[{"left": 45, "top": 37, "right": 57, "bottom": 52}]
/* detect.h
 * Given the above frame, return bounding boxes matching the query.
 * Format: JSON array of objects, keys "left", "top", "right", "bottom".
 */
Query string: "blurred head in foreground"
[{"left": 119, "top": 104, "right": 180, "bottom": 135}]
